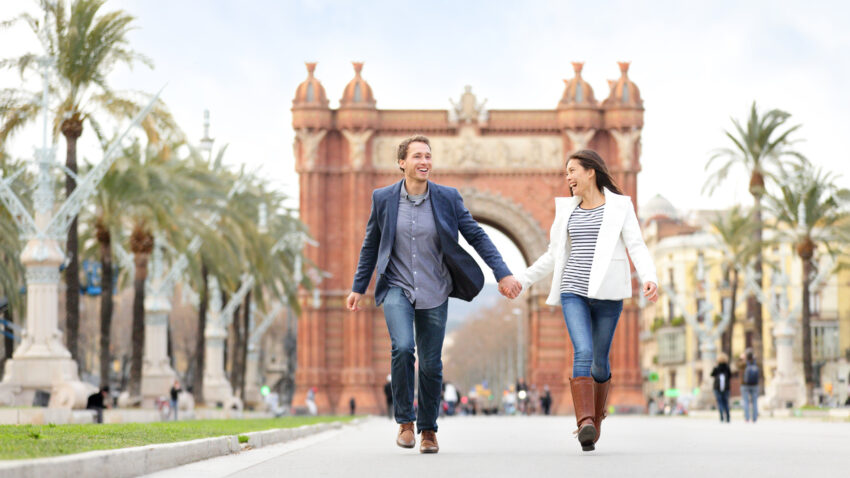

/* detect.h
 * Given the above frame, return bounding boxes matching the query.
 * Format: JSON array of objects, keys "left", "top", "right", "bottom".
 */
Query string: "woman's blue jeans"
[
  {"left": 560, "top": 292, "right": 623, "bottom": 382},
  {"left": 382, "top": 287, "right": 448, "bottom": 433}
]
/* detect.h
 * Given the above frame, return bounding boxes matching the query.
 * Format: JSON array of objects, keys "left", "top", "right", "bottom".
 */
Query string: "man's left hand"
[{"left": 498, "top": 275, "right": 522, "bottom": 299}]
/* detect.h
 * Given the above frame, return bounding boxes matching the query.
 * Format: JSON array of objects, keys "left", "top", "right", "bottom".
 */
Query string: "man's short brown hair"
[{"left": 397, "top": 135, "right": 431, "bottom": 172}]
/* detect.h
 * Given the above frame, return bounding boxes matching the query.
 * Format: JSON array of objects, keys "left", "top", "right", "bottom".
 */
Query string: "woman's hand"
[{"left": 643, "top": 282, "right": 658, "bottom": 303}]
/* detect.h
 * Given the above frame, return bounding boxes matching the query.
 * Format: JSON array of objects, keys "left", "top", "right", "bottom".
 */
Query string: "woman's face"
[{"left": 565, "top": 159, "right": 595, "bottom": 197}]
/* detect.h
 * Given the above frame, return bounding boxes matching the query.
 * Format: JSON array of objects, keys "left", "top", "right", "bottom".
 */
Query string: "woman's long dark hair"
[{"left": 567, "top": 149, "right": 623, "bottom": 195}]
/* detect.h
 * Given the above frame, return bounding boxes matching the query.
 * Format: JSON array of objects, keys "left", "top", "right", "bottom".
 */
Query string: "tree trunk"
[
  {"left": 129, "top": 251, "right": 149, "bottom": 398},
  {"left": 721, "top": 268, "right": 739, "bottom": 361},
  {"left": 62, "top": 117, "right": 83, "bottom": 367},
  {"left": 98, "top": 232, "right": 114, "bottom": 389},
  {"left": 801, "top": 253, "right": 814, "bottom": 405},
  {"left": 192, "top": 260, "right": 209, "bottom": 403},
  {"left": 230, "top": 300, "right": 242, "bottom": 390},
  {"left": 748, "top": 191, "right": 765, "bottom": 384},
  {"left": 239, "top": 291, "right": 251, "bottom": 400},
  {"left": 128, "top": 225, "right": 154, "bottom": 399}
]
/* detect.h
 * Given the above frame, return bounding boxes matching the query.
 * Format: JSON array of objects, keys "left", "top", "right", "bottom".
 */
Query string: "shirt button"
[
  {"left": 412, "top": 238, "right": 416, "bottom": 241},
  {"left": 414, "top": 271, "right": 417, "bottom": 274}
]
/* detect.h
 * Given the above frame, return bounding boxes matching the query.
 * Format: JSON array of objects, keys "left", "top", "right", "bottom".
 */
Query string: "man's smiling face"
[{"left": 399, "top": 141, "right": 432, "bottom": 183}]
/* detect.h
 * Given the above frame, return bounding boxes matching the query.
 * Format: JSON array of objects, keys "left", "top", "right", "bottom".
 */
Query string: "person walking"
[
  {"left": 741, "top": 350, "right": 760, "bottom": 422},
  {"left": 347, "top": 135, "right": 521, "bottom": 454},
  {"left": 169, "top": 380, "right": 181, "bottom": 421},
  {"left": 516, "top": 149, "right": 658, "bottom": 452},
  {"left": 540, "top": 385, "right": 553, "bottom": 416},
  {"left": 711, "top": 353, "right": 732, "bottom": 423},
  {"left": 383, "top": 374, "right": 394, "bottom": 419}
]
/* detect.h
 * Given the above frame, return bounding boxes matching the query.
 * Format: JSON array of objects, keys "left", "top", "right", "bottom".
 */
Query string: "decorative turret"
[
  {"left": 602, "top": 62, "right": 643, "bottom": 129},
  {"left": 338, "top": 62, "right": 378, "bottom": 130},
  {"left": 557, "top": 62, "right": 602, "bottom": 132},
  {"left": 292, "top": 62, "right": 332, "bottom": 130},
  {"left": 559, "top": 62, "right": 597, "bottom": 106}
]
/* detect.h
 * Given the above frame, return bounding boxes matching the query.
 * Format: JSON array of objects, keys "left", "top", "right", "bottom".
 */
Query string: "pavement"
[{"left": 143, "top": 414, "right": 850, "bottom": 478}]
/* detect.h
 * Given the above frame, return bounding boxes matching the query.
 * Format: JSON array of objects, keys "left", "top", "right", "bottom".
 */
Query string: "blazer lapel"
[
  {"left": 386, "top": 179, "right": 403, "bottom": 243},
  {"left": 588, "top": 188, "right": 627, "bottom": 295}
]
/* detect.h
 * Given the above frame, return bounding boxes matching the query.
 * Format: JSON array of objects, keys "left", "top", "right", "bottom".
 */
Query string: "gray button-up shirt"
[{"left": 385, "top": 185, "right": 453, "bottom": 309}]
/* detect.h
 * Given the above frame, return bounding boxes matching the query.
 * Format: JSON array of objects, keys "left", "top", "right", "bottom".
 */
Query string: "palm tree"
[
  {"left": 764, "top": 161, "right": 850, "bottom": 404},
  {"left": 703, "top": 102, "right": 804, "bottom": 367},
  {"left": 709, "top": 205, "right": 758, "bottom": 361},
  {"left": 1, "top": 0, "right": 173, "bottom": 365}
]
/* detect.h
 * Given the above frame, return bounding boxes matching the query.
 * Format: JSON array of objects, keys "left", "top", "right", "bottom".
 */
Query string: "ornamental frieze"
[{"left": 370, "top": 128, "right": 564, "bottom": 170}]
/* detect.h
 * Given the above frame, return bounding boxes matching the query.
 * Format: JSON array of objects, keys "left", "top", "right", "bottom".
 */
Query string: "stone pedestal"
[
  {"left": 140, "top": 294, "right": 178, "bottom": 408},
  {"left": 767, "top": 321, "right": 805, "bottom": 408},
  {"left": 0, "top": 235, "right": 87, "bottom": 407},
  {"left": 243, "top": 349, "right": 262, "bottom": 408},
  {"left": 202, "top": 312, "right": 241, "bottom": 410},
  {"left": 697, "top": 340, "right": 718, "bottom": 409}
]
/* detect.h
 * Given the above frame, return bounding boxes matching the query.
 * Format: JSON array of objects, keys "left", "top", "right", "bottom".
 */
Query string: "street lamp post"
[{"left": 0, "top": 57, "right": 160, "bottom": 407}]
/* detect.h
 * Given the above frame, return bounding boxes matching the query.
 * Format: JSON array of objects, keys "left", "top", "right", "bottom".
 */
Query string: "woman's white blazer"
[{"left": 517, "top": 188, "right": 658, "bottom": 305}]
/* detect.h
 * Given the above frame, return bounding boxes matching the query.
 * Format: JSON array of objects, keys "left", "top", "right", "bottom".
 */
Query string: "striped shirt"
[{"left": 561, "top": 204, "right": 605, "bottom": 297}]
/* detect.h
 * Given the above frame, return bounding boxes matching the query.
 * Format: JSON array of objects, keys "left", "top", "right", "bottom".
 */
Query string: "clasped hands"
[{"left": 498, "top": 275, "right": 522, "bottom": 300}]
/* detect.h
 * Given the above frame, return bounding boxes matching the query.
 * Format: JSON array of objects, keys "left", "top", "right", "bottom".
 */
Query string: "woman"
[
  {"left": 517, "top": 149, "right": 658, "bottom": 452},
  {"left": 711, "top": 353, "right": 732, "bottom": 423}
]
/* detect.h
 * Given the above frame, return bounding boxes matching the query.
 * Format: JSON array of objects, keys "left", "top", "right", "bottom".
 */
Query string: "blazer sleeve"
[
  {"left": 351, "top": 191, "right": 381, "bottom": 294},
  {"left": 621, "top": 197, "right": 658, "bottom": 285},
  {"left": 454, "top": 190, "right": 512, "bottom": 281},
  {"left": 516, "top": 221, "right": 556, "bottom": 292}
]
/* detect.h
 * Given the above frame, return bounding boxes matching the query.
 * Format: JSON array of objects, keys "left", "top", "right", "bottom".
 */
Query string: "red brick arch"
[{"left": 291, "top": 62, "right": 646, "bottom": 414}]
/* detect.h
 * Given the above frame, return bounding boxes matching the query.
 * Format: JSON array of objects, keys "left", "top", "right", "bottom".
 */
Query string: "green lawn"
[{"left": 0, "top": 416, "right": 355, "bottom": 460}]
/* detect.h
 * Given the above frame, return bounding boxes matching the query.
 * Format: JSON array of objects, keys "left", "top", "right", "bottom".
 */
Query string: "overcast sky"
[{"left": 2, "top": 0, "right": 849, "bottom": 275}]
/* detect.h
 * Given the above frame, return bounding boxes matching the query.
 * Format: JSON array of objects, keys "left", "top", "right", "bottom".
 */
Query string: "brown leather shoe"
[
  {"left": 419, "top": 430, "right": 439, "bottom": 454},
  {"left": 570, "top": 377, "right": 597, "bottom": 452},
  {"left": 396, "top": 422, "right": 415, "bottom": 448},
  {"left": 593, "top": 377, "right": 611, "bottom": 444}
]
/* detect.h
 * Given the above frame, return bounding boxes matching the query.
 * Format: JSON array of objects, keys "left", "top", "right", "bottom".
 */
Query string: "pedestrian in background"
[
  {"left": 711, "top": 353, "right": 731, "bottom": 423},
  {"left": 741, "top": 350, "right": 759, "bottom": 423},
  {"left": 384, "top": 374, "right": 394, "bottom": 419},
  {"left": 169, "top": 380, "right": 181, "bottom": 421},
  {"left": 540, "top": 385, "right": 552, "bottom": 415}
]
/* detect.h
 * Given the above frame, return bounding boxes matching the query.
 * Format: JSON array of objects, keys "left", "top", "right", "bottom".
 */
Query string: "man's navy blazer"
[{"left": 352, "top": 180, "right": 511, "bottom": 307}]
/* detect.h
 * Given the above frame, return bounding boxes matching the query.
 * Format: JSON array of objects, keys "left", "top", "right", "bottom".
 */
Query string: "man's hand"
[
  {"left": 346, "top": 292, "right": 363, "bottom": 311},
  {"left": 498, "top": 275, "right": 522, "bottom": 299},
  {"left": 643, "top": 281, "right": 658, "bottom": 303}
]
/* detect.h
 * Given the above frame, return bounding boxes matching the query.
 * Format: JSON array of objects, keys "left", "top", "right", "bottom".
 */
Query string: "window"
[
  {"left": 696, "top": 298, "right": 706, "bottom": 323},
  {"left": 812, "top": 322, "right": 839, "bottom": 361},
  {"left": 306, "top": 83, "right": 315, "bottom": 102},
  {"left": 658, "top": 328, "right": 686, "bottom": 364},
  {"left": 576, "top": 84, "right": 583, "bottom": 103}
]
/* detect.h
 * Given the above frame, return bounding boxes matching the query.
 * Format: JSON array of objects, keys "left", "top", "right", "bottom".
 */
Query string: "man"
[
  {"left": 169, "top": 380, "right": 181, "bottom": 421},
  {"left": 86, "top": 386, "right": 110, "bottom": 424},
  {"left": 347, "top": 135, "right": 521, "bottom": 454}
]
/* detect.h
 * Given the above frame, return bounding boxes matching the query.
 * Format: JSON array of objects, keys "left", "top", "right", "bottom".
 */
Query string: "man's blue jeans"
[
  {"left": 560, "top": 293, "right": 623, "bottom": 381},
  {"left": 382, "top": 287, "right": 448, "bottom": 433},
  {"left": 741, "top": 385, "right": 759, "bottom": 422}
]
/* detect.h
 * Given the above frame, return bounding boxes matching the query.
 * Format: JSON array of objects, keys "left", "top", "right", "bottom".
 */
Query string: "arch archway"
[{"left": 292, "top": 64, "right": 646, "bottom": 414}]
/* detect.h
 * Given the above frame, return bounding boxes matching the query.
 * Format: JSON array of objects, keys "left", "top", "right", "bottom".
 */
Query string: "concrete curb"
[{"left": 0, "top": 418, "right": 361, "bottom": 478}]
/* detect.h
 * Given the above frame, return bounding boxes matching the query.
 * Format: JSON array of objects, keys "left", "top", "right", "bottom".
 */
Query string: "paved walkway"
[{"left": 145, "top": 415, "right": 850, "bottom": 478}]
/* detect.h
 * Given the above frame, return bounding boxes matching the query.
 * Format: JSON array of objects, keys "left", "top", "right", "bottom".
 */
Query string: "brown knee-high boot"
[
  {"left": 593, "top": 378, "right": 611, "bottom": 444},
  {"left": 569, "top": 377, "right": 597, "bottom": 452}
]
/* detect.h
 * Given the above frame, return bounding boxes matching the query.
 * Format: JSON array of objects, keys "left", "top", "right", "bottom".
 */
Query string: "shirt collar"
[{"left": 400, "top": 182, "right": 429, "bottom": 205}]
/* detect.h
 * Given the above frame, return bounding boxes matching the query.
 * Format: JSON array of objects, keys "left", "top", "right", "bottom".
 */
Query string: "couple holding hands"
[{"left": 346, "top": 135, "right": 658, "bottom": 453}]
